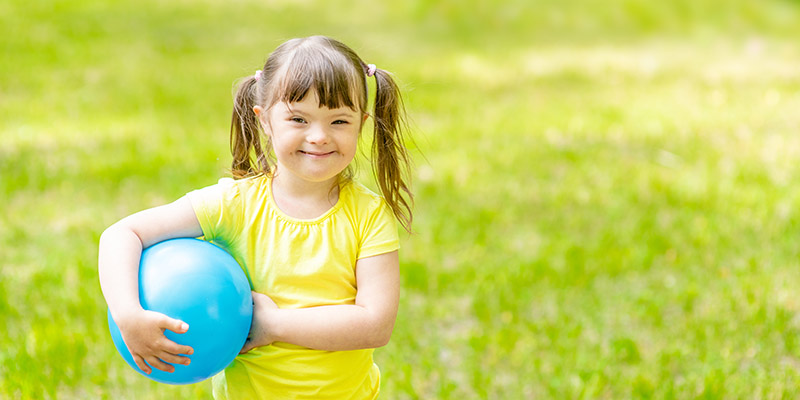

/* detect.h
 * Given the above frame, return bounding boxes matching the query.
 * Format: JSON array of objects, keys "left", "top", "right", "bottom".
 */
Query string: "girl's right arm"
[{"left": 98, "top": 196, "right": 203, "bottom": 374}]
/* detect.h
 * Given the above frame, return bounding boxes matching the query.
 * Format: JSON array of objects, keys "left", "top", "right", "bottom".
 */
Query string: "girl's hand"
[
  {"left": 116, "top": 309, "right": 194, "bottom": 374},
  {"left": 239, "top": 291, "right": 279, "bottom": 354}
]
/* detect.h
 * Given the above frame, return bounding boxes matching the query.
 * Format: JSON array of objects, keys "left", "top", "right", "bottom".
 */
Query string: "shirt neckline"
[{"left": 265, "top": 175, "right": 347, "bottom": 225}]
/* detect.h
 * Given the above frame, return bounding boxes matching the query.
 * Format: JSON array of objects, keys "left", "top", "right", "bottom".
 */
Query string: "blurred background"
[{"left": 2, "top": 0, "right": 800, "bottom": 398}]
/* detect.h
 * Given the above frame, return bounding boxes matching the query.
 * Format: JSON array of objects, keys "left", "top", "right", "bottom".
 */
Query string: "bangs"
[{"left": 274, "top": 46, "right": 365, "bottom": 111}]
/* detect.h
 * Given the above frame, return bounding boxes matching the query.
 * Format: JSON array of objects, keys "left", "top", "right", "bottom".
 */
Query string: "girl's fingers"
[
  {"left": 162, "top": 340, "right": 194, "bottom": 356},
  {"left": 160, "top": 316, "right": 189, "bottom": 334},
  {"left": 158, "top": 351, "right": 191, "bottom": 366},
  {"left": 146, "top": 355, "right": 175, "bottom": 373},
  {"left": 132, "top": 354, "right": 152, "bottom": 375}
]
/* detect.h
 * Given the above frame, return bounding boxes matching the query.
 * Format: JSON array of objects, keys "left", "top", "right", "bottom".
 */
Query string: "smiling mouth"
[{"left": 299, "top": 150, "right": 335, "bottom": 157}]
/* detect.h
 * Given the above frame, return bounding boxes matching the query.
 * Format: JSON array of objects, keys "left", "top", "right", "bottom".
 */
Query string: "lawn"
[{"left": 2, "top": 0, "right": 800, "bottom": 398}]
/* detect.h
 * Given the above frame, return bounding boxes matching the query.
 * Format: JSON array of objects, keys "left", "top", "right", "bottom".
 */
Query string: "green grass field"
[{"left": 3, "top": 0, "right": 800, "bottom": 398}]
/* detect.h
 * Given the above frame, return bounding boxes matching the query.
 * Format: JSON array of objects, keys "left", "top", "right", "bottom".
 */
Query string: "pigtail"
[
  {"left": 371, "top": 67, "right": 414, "bottom": 232},
  {"left": 230, "top": 76, "right": 269, "bottom": 179}
]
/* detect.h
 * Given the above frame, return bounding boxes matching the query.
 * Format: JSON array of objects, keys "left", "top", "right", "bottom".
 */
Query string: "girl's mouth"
[{"left": 299, "top": 150, "right": 334, "bottom": 157}]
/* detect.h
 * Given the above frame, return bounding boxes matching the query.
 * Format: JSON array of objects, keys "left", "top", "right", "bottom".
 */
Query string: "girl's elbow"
[
  {"left": 369, "top": 319, "right": 395, "bottom": 348},
  {"left": 98, "top": 223, "right": 144, "bottom": 260},
  {"left": 360, "top": 306, "right": 397, "bottom": 348},
  {"left": 364, "top": 334, "right": 390, "bottom": 349},
  {"left": 371, "top": 329, "right": 392, "bottom": 348},
  {"left": 99, "top": 224, "right": 124, "bottom": 248}
]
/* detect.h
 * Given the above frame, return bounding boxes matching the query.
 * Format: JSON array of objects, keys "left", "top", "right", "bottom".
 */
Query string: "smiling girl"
[{"left": 98, "top": 35, "right": 413, "bottom": 399}]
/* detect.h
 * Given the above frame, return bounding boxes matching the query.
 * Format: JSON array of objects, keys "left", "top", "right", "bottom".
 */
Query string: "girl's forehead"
[
  {"left": 275, "top": 90, "right": 360, "bottom": 112},
  {"left": 269, "top": 62, "right": 366, "bottom": 111},
  {"left": 273, "top": 96, "right": 360, "bottom": 115}
]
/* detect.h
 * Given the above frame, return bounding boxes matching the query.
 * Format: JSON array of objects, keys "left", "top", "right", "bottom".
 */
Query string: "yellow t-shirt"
[{"left": 186, "top": 174, "right": 400, "bottom": 399}]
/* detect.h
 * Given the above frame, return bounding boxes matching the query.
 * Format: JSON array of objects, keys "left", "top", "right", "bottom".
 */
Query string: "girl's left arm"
[{"left": 240, "top": 250, "right": 400, "bottom": 353}]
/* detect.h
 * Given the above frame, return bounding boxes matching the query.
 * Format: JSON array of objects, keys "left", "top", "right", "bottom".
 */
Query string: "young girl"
[{"left": 98, "top": 35, "right": 413, "bottom": 399}]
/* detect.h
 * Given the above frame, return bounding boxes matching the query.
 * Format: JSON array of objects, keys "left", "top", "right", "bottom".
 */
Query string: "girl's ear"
[
  {"left": 253, "top": 105, "right": 264, "bottom": 120},
  {"left": 253, "top": 106, "right": 271, "bottom": 135},
  {"left": 362, "top": 113, "right": 370, "bottom": 123}
]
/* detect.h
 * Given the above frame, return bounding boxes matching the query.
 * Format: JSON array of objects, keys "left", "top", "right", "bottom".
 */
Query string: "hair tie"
[
  {"left": 254, "top": 70, "right": 262, "bottom": 81},
  {"left": 366, "top": 64, "right": 377, "bottom": 77}
]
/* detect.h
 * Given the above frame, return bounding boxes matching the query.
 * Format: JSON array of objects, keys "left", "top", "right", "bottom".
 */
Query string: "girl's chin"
[{"left": 273, "top": 167, "right": 345, "bottom": 184}]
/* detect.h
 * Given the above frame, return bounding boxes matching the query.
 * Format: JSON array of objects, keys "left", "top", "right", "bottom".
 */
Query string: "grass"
[{"left": 3, "top": 0, "right": 800, "bottom": 398}]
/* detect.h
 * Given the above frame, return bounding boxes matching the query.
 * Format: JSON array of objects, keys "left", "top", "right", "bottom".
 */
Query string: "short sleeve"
[
  {"left": 358, "top": 199, "right": 400, "bottom": 260},
  {"left": 186, "top": 178, "right": 243, "bottom": 243}
]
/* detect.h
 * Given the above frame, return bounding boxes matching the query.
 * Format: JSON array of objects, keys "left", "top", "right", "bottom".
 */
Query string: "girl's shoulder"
[
  {"left": 199, "top": 174, "right": 266, "bottom": 190},
  {"left": 340, "top": 180, "right": 399, "bottom": 242},
  {"left": 218, "top": 174, "right": 270, "bottom": 194},
  {"left": 343, "top": 180, "right": 382, "bottom": 202},
  {"left": 188, "top": 174, "right": 268, "bottom": 206},
  {"left": 340, "top": 180, "right": 391, "bottom": 215}
]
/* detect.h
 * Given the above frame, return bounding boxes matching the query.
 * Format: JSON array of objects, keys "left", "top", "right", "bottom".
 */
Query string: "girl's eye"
[
  {"left": 291, "top": 117, "right": 306, "bottom": 124},
  {"left": 332, "top": 120, "right": 349, "bottom": 125}
]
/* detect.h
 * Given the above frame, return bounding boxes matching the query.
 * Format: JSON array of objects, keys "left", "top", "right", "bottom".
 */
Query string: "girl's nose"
[{"left": 306, "top": 125, "right": 330, "bottom": 144}]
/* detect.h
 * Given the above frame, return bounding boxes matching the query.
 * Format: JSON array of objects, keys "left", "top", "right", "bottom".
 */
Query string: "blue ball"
[{"left": 107, "top": 238, "right": 253, "bottom": 385}]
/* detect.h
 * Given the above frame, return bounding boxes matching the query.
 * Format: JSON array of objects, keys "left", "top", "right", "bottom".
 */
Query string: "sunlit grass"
[{"left": 3, "top": 0, "right": 800, "bottom": 398}]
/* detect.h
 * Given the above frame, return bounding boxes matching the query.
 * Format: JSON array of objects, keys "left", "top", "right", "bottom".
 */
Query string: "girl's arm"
[
  {"left": 241, "top": 250, "right": 400, "bottom": 353},
  {"left": 98, "top": 196, "right": 204, "bottom": 374}
]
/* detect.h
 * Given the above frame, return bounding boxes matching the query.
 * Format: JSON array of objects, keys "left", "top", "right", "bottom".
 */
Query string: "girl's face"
[{"left": 257, "top": 90, "right": 363, "bottom": 187}]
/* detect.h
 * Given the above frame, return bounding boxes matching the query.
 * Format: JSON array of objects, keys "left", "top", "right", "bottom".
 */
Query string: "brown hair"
[{"left": 230, "top": 36, "right": 413, "bottom": 231}]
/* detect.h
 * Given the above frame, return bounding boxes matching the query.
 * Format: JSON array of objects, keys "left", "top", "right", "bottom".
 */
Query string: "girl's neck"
[{"left": 270, "top": 169, "right": 340, "bottom": 219}]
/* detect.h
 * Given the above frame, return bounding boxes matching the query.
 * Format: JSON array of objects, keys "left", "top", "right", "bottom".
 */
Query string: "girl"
[{"left": 98, "top": 35, "right": 413, "bottom": 399}]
